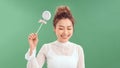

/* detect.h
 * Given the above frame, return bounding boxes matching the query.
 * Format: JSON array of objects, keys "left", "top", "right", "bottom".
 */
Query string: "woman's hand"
[{"left": 28, "top": 33, "right": 38, "bottom": 55}]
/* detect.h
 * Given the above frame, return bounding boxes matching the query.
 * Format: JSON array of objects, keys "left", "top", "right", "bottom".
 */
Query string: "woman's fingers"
[
  {"left": 28, "top": 33, "right": 38, "bottom": 40},
  {"left": 28, "top": 34, "right": 31, "bottom": 40},
  {"left": 34, "top": 33, "right": 38, "bottom": 39},
  {"left": 31, "top": 33, "right": 34, "bottom": 39}
]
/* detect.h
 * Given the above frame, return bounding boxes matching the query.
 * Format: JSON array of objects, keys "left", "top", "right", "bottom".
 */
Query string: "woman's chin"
[{"left": 58, "top": 38, "right": 69, "bottom": 42}]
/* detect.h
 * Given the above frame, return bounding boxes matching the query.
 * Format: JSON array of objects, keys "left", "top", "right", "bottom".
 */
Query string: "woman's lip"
[{"left": 61, "top": 35, "right": 69, "bottom": 39}]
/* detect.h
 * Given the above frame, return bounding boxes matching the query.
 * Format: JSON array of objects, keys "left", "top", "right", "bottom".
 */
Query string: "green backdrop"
[{"left": 0, "top": 0, "right": 120, "bottom": 68}]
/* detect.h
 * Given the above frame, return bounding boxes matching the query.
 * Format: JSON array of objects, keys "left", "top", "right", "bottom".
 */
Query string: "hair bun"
[{"left": 56, "top": 6, "right": 71, "bottom": 16}]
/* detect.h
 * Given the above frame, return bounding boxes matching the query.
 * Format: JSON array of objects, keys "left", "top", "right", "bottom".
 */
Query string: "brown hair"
[{"left": 53, "top": 6, "right": 74, "bottom": 28}]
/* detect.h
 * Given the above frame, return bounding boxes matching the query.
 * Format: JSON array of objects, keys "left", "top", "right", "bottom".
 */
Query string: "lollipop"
[{"left": 36, "top": 11, "right": 51, "bottom": 34}]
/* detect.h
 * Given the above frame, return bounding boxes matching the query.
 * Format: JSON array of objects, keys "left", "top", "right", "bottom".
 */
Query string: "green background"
[{"left": 0, "top": 0, "right": 120, "bottom": 68}]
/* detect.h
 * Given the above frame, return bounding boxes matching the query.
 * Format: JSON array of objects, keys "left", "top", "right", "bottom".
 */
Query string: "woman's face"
[{"left": 54, "top": 18, "right": 73, "bottom": 42}]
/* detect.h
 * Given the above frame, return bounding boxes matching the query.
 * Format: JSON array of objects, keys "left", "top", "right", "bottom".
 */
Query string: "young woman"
[{"left": 25, "top": 6, "right": 85, "bottom": 68}]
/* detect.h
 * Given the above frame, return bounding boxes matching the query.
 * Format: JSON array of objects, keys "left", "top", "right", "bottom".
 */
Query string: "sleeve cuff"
[{"left": 25, "top": 48, "right": 36, "bottom": 61}]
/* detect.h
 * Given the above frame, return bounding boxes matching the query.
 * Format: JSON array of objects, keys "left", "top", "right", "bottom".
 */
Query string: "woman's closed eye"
[
  {"left": 67, "top": 27, "right": 72, "bottom": 30},
  {"left": 68, "top": 28, "right": 72, "bottom": 30},
  {"left": 59, "top": 28, "right": 64, "bottom": 30}
]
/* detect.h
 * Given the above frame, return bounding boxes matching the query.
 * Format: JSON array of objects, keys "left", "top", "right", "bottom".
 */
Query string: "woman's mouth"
[{"left": 61, "top": 35, "right": 70, "bottom": 39}]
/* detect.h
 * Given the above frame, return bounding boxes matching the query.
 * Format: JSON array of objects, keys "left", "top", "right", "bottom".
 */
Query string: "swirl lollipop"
[{"left": 36, "top": 11, "right": 51, "bottom": 34}]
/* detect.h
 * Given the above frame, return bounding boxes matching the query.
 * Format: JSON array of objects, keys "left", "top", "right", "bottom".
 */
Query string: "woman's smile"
[{"left": 61, "top": 34, "right": 70, "bottom": 39}]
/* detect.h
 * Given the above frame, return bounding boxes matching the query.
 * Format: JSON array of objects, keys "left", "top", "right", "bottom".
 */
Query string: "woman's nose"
[{"left": 63, "top": 29, "right": 68, "bottom": 35}]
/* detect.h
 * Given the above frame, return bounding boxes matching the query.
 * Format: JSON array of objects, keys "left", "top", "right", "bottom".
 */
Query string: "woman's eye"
[
  {"left": 68, "top": 28, "right": 72, "bottom": 30},
  {"left": 59, "top": 28, "right": 63, "bottom": 30}
]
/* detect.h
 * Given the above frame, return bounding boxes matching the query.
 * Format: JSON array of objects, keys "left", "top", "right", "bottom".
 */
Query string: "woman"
[{"left": 25, "top": 6, "right": 85, "bottom": 68}]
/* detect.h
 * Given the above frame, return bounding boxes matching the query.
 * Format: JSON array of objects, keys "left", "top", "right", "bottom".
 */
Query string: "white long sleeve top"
[{"left": 25, "top": 41, "right": 85, "bottom": 68}]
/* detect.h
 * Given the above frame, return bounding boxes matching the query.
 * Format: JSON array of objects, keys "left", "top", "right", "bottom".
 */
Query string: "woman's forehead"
[{"left": 56, "top": 19, "right": 73, "bottom": 26}]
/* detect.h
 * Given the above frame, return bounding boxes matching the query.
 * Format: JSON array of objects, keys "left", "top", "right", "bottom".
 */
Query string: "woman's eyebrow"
[
  {"left": 59, "top": 25, "right": 72, "bottom": 27},
  {"left": 58, "top": 25, "right": 64, "bottom": 27},
  {"left": 68, "top": 26, "right": 72, "bottom": 27}
]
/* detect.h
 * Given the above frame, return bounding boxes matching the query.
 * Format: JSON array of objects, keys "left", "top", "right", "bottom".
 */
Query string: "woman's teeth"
[{"left": 61, "top": 35, "right": 69, "bottom": 39}]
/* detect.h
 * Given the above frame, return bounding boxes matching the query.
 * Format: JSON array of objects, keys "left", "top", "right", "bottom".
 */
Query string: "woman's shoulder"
[
  {"left": 69, "top": 42, "right": 83, "bottom": 50},
  {"left": 39, "top": 41, "right": 55, "bottom": 53},
  {"left": 41, "top": 41, "right": 56, "bottom": 48}
]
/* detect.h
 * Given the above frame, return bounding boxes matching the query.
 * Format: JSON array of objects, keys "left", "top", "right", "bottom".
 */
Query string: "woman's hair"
[{"left": 53, "top": 6, "right": 74, "bottom": 28}]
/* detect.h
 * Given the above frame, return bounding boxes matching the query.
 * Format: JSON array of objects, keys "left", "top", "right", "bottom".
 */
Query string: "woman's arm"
[
  {"left": 36, "top": 44, "right": 47, "bottom": 68},
  {"left": 25, "top": 44, "right": 47, "bottom": 68},
  {"left": 25, "top": 33, "right": 46, "bottom": 68},
  {"left": 26, "top": 49, "right": 39, "bottom": 68},
  {"left": 77, "top": 46, "right": 85, "bottom": 68}
]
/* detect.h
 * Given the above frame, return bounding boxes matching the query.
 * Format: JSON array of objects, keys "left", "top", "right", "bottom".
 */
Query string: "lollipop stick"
[{"left": 36, "top": 23, "right": 43, "bottom": 34}]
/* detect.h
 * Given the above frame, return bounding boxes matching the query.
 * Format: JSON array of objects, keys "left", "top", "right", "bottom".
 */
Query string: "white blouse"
[{"left": 25, "top": 41, "right": 85, "bottom": 68}]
